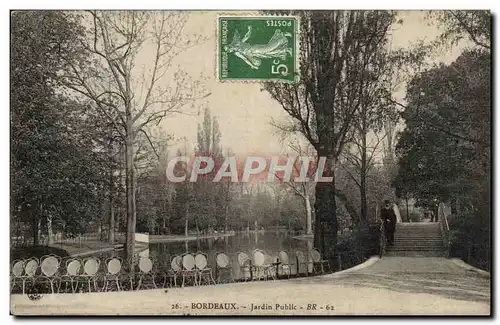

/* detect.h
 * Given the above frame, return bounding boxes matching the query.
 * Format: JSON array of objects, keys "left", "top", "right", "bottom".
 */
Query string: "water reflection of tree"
[{"left": 146, "top": 233, "right": 318, "bottom": 279}]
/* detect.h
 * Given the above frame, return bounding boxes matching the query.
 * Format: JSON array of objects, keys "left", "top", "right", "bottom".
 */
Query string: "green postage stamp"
[{"left": 218, "top": 15, "right": 299, "bottom": 83}]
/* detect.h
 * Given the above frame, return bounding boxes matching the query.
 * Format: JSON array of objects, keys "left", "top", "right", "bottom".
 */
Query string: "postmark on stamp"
[{"left": 218, "top": 15, "right": 299, "bottom": 83}]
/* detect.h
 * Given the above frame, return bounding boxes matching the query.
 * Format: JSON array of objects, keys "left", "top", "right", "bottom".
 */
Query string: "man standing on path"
[
  {"left": 430, "top": 210, "right": 436, "bottom": 222},
  {"left": 380, "top": 200, "right": 397, "bottom": 246}
]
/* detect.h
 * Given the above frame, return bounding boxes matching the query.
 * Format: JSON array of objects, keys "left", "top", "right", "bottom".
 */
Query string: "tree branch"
[
  {"left": 386, "top": 96, "right": 488, "bottom": 146},
  {"left": 139, "top": 129, "right": 160, "bottom": 160},
  {"left": 447, "top": 11, "right": 490, "bottom": 50}
]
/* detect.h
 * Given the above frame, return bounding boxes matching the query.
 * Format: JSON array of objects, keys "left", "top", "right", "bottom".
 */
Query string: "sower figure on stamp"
[
  {"left": 380, "top": 199, "right": 397, "bottom": 246},
  {"left": 225, "top": 26, "right": 293, "bottom": 70}
]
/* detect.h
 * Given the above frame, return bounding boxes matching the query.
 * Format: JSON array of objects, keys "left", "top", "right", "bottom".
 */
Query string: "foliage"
[
  {"left": 337, "top": 163, "right": 394, "bottom": 221},
  {"left": 394, "top": 50, "right": 490, "bottom": 207},
  {"left": 10, "top": 246, "right": 70, "bottom": 262},
  {"left": 10, "top": 11, "right": 112, "bottom": 242},
  {"left": 394, "top": 46, "right": 490, "bottom": 269},
  {"left": 191, "top": 108, "right": 225, "bottom": 230},
  {"left": 264, "top": 10, "right": 397, "bottom": 257},
  {"left": 448, "top": 210, "right": 490, "bottom": 270},
  {"left": 407, "top": 212, "right": 421, "bottom": 223},
  {"left": 428, "top": 10, "right": 491, "bottom": 51},
  {"left": 59, "top": 11, "right": 208, "bottom": 257}
]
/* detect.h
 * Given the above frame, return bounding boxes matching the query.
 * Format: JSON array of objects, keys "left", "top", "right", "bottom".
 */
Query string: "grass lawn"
[{"left": 49, "top": 240, "right": 115, "bottom": 256}]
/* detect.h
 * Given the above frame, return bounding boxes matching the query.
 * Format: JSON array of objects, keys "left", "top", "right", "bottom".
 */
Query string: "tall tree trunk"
[
  {"left": 47, "top": 215, "right": 54, "bottom": 245},
  {"left": 32, "top": 211, "right": 38, "bottom": 246},
  {"left": 125, "top": 130, "right": 136, "bottom": 259},
  {"left": 358, "top": 124, "right": 368, "bottom": 256},
  {"left": 109, "top": 160, "right": 115, "bottom": 243},
  {"left": 184, "top": 200, "right": 189, "bottom": 237},
  {"left": 161, "top": 193, "right": 166, "bottom": 229},
  {"left": 16, "top": 219, "right": 21, "bottom": 246},
  {"left": 455, "top": 198, "right": 461, "bottom": 215},
  {"left": 405, "top": 197, "right": 409, "bottom": 222},
  {"left": 314, "top": 154, "right": 338, "bottom": 261},
  {"left": 99, "top": 200, "right": 106, "bottom": 241},
  {"left": 97, "top": 223, "right": 102, "bottom": 241},
  {"left": 37, "top": 218, "right": 42, "bottom": 245},
  {"left": 360, "top": 128, "right": 367, "bottom": 222},
  {"left": 109, "top": 194, "right": 115, "bottom": 242},
  {"left": 335, "top": 188, "right": 360, "bottom": 225},
  {"left": 305, "top": 194, "right": 312, "bottom": 235},
  {"left": 164, "top": 188, "right": 173, "bottom": 230},
  {"left": 33, "top": 203, "right": 41, "bottom": 246},
  {"left": 224, "top": 203, "right": 229, "bottom": 233},
  {"left": 149, "top": 215, "right": 154, "bottom": 234}
]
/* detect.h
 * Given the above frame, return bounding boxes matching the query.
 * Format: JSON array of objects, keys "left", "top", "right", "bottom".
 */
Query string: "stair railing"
[
  {"left": 378, "top": 221, "right": 386, "bottom": 258},
  {"left": 439, "top": 203, "right": 451, "bottom": 258}
]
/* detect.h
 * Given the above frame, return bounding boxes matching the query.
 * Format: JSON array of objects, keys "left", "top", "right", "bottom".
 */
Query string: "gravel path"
[{"left": 11, "top": 257, "right": 490, "bottom": 316}]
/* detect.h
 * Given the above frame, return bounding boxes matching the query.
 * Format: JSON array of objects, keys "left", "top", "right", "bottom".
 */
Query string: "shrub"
[{"left": 11, "top": 245, "right": 70, "bottom": 262}]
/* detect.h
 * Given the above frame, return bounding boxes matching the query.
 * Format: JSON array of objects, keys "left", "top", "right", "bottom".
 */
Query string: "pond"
[{"left": 101, "top": 232, "right": 315, "bottom": 282}]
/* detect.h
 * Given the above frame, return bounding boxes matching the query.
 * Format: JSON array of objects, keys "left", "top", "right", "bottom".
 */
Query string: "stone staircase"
[{"left": 385, "top": 222, "right": 446, "bottom": 257}]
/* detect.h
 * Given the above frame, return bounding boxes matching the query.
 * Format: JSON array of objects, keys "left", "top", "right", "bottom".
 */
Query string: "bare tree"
[
  {"left": 265, "top": 11, "right": 396, "bottom": 259},
  {"left": 340, "top": 132, "right": 388, "bottom": 219},
  {"left": 428, "top": 10, "right": 491, "bottom": 51},
  {"left": 273, "top": 138, "right": 316, "bottom": 235},
  {"left": 61, "top": 11, "right": 207, "bottom": 258},
  {"left": 222, "top": 148, "right": 235, "bottom": 233}
]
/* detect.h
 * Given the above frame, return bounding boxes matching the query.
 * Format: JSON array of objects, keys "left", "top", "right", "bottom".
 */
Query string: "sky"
[{"left": 155, "top": 11, "right": 468, "bottom": 158}]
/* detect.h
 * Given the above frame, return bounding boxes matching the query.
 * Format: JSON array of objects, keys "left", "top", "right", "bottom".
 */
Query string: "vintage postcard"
[{"left": 9, "top": 9, "right": 491, "bottom": 316}]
